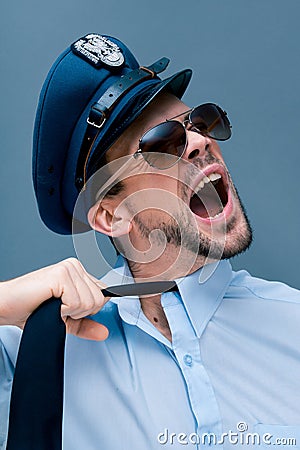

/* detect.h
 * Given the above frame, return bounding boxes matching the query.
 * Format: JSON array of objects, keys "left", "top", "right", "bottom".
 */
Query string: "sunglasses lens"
[
  {"left": 139, "top": 121, "right": 186, "bottom": 169},
  {"left": 191, "top": 103, "right": 231, "bottom": 141}
]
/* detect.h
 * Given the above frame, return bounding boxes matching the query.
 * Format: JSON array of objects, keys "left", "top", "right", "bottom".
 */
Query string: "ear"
[{"left": 87, "top": 200, "right": 132, "bottom": 237}]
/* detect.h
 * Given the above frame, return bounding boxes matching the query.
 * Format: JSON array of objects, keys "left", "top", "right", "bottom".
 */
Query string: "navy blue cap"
[{"left": 32, "top": 34, "right": 192, "bottom": 234}]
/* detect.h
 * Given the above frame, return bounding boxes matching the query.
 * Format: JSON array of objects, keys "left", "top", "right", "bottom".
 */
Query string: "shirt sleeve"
[{"left": 0, "top": 326, "right": 22, "bottom": 450}]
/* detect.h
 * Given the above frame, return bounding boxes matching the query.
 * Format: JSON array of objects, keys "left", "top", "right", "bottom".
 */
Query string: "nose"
[{"left": 181, "top": 128, "right": 213, "bottom": 161}]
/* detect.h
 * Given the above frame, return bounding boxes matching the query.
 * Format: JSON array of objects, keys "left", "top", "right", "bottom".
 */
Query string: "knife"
[{"left": 101, "top": 280, "right": 178, "bottom": 297}]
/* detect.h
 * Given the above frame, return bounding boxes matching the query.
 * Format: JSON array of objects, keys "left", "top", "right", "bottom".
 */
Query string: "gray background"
[{"left": 1, "top": 0, "right": 300, "bottom": 288}]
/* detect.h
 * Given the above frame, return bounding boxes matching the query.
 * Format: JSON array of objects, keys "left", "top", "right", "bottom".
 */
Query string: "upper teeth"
[{"left": 194, "top": 172, "right": 221, "bottom": 191}]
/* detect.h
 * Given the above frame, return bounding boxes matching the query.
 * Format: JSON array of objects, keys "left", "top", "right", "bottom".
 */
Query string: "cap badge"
[{"left": 72, "top": 34, "right": 125, "bottom": 68}]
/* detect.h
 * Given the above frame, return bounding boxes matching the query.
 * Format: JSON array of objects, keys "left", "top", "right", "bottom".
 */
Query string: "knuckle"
[
  {"left": 65, "top": 257, "right": 78, "bottom": 264},
  {"left": 87, "top": 296, "right": 98, "bottom": 311},
  {"left": 54, "top": 262, "right": 70, "bottom": 279},
  {"left": 64, "top": 257, "right": 82, "bottom": 269},
  {"left": 54, "top": 258, "right": 84, "bottom": 280}
]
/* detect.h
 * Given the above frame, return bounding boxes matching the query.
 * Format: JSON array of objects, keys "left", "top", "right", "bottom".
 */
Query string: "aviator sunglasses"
[{"left": 133, "top": 103, "right": 232, "bottom": 169}]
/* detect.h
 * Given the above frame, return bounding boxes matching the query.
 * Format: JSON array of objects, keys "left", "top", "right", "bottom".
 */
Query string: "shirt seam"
[{"left": 229, "top": 283, "right": 300, "bottom": 305}]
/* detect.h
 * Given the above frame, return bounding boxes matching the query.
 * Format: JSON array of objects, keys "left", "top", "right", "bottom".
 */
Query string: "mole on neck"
[{"left": 140, "top": 294, "right": 172, "bottom": 341}]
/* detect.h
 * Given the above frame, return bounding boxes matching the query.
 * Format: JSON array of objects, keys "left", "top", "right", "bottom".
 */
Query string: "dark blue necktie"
[{"left": 6, "top": 298, "right": 65, "bottom": 450}]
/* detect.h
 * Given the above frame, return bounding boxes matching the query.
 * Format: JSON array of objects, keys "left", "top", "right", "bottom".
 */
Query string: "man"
[{"left": 1, "top": 33, "right": 300, "bottom": 449}]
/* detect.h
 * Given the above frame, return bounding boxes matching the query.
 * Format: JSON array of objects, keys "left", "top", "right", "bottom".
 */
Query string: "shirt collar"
[
  {"left": 101, "top": 255, "right": 233, "bottom": 338},
  {"left": 174, "top": 259, "right": 233, "bottom": 337}
]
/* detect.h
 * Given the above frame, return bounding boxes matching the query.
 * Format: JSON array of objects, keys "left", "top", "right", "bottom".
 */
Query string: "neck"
[
  {"left": 119, "top": 243, "right": 206, "bottom": 343},
  {"left": 123, "top": 244, "right": 205, "bottom": 282},
  {"left": 139, "top": 294, "right": 172, "bottom": 341}
]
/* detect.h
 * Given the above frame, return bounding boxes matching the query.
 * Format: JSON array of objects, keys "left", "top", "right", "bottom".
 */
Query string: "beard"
[
  {"left": 112, "top": 152, "right": 253, "bottom": 265},
  {"left": 131, "top": 179, "right": 253, "bottom": 262}
]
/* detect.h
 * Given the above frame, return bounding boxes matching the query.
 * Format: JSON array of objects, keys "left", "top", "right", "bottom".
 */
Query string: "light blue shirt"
[{"left": 1, "top": 257, "right": 300, "bottom": 449}]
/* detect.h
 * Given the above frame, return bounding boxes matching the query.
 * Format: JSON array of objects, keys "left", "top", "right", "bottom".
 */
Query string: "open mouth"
[{"left": 189, "top": 170, "right": 229, "bottom": 220}]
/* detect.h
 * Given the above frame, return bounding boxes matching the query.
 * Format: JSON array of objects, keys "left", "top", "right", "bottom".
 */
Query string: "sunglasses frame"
[{"left": 133, "top": 103, "right": 232, "bottom": 169}]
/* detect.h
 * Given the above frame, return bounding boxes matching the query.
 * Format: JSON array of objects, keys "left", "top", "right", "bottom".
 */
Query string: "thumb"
[{"left": 64, "top": 317, "right": 109, "bottom": 341}]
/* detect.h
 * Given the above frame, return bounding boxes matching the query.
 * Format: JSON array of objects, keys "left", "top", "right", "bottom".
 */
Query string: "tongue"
[{"left": 190, "top": 187, "right": 223, "bottom": 218}]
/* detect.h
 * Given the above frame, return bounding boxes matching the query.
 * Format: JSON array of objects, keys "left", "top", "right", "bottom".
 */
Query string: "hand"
[{"left": 0, "top": 258, "right": 109, "bottom": 341}]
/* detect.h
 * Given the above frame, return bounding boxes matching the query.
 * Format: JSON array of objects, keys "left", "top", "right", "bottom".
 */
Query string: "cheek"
[
  {"left": 121, "top": 178, "right": 182, "bottom": 220},
  {"left": 126, "top": 174, "right": 179, "bottom": 194}
]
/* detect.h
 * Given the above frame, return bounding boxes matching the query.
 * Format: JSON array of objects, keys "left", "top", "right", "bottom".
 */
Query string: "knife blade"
[{"left": 101, "top": 281, "right": 178, "bottom": 297}]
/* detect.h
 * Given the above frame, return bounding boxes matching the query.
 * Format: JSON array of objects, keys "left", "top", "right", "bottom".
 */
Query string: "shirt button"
[{"left": 183, "top": 354, "right": 193, "bottom": 366}]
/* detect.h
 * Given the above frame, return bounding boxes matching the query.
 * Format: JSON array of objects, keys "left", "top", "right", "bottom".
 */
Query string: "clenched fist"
[{"left": 0, "top": 258, "right": 109, "bottom": 341}]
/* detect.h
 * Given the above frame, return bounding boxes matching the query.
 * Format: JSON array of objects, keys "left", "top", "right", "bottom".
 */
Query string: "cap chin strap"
[{"left": 75, "top": 57, "right": 170, "bottom": 191}]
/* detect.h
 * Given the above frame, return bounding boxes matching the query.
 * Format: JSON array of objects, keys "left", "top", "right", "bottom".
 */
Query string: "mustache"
[
  {"left": 182, "top": 153, "right": 224, "bottom": 185},
  {"left": 187, "top": 152, "right": 220, "bottom": 171}
]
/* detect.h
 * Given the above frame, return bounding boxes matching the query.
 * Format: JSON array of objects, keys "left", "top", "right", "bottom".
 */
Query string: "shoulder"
[{"left": 228, "top": 269, "right": 300, "bottom": 305}]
